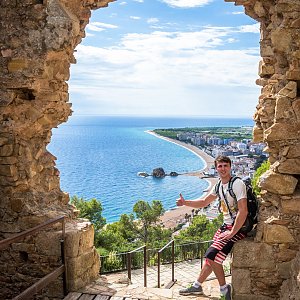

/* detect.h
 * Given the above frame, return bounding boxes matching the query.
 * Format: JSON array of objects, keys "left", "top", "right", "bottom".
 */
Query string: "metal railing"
[
  {"left": 0, "top": 216, "right": 67, "bottom": 299},
  {"left": 157, "top": 240, "right": 176, "bottom": 288},
  {"left": 100, "top": 240, "right": 214, "bottom": 274},
  {"left": 100, "top": 239, "right": 216, "bottom": 289},
  {"left": 127, "top": 245, "right": 147, "bottom": 287}
]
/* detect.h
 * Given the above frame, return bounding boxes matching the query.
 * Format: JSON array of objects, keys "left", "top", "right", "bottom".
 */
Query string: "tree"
[
  {"left": 174, "top": 214, "right": 223, "bottom": 243},
  {"left": 70, "top": 196, "right": 106, "bottom": 231},
  {"left": 132, "top": 200, "right": 165, "bottom": 243},
  {"left": 95, "top": 199, "right": 170, "bottom": 253}
]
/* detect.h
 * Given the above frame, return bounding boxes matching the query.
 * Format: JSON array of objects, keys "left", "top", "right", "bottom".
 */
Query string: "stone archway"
[
  {"left": 0, "top": 0, "right": 114, "bottom": 298},
  {"left": 0, "top": 0, "right": 299, "bottom": 299},
  {"left": 226, "top": 1, "right": 300, "bottom": 299}
]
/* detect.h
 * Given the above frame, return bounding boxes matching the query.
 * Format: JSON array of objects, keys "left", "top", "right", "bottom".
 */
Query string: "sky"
[{"left": 69, "top": 0, "right": 261, "bottom": 118}]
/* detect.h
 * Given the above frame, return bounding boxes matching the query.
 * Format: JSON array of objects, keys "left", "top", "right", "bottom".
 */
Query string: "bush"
[{"left": 252, "top": 160, "right": 270, "bottom": 195}]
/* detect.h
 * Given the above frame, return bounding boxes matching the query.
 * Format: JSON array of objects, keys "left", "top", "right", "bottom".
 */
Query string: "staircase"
[{"left": 63, "top": 272, "right": 224, "bottom": 300}]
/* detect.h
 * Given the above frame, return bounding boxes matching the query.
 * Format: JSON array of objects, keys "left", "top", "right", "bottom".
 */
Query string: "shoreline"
[{"left": 145, "top": 130, "right": 218, "bottom": 229}]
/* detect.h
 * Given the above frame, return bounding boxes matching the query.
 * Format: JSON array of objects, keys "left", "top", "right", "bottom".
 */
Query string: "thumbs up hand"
[{"left": 176, "top": 193, "right": 185, "bottom": 206}]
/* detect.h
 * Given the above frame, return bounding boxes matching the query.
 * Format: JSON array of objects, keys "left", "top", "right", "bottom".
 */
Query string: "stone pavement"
[{"left": 80, "top": 259, "right": 231, "bottom": 299}]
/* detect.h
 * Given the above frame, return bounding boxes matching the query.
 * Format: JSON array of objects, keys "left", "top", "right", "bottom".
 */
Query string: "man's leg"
[
  {"left": 198, "top": 259, "right": 213, "bottom": 283},
  {"left": 205, "top": 258, "right": 226, "bottom": 286},
  {"left": 179, "top": 260, "right": 212, "bottom": 295}
]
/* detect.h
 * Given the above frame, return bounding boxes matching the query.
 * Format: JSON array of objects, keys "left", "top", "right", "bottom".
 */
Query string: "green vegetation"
[
  {"left": 96, "top": 200, "right": 172, "bottom": 255},
  {"left": 174, "top": 213, "right": 223, "bottom": 243},
  {"left": 71, "top": 196, "right": 221, "bottom": 251},
  {"left": 70, "top": 196, "right": 106, "bottom": 231},
  {"left": 154, "top": 126, "right": 253, "bottom": 141},
  {"left": 252, "top": 160, "right": 270, "bottom": 195}
]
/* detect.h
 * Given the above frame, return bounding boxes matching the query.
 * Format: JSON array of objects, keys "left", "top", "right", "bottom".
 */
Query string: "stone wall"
[
  {"left": 1, "top": 0, "right": 299, "bottom": 299},
  {"left": 225, "top": 1, "right": 300, "bottom": 299},
  {"left": 0, "top": 0, "right": 114, "bottom": 298}
]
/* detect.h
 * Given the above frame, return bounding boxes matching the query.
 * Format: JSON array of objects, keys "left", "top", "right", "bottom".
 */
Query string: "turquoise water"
[{"left": 48, "top": 116, "right": 253, "bottom": 222}]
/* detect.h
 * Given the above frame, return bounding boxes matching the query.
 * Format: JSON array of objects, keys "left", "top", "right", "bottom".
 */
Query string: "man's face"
[{"left": 216, "top": 162, "right": 231, "bottom": 179}]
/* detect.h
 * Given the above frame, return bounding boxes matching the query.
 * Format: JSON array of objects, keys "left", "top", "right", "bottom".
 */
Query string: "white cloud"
[
  {"left": 147, "top": 18, "right": 159, "bottom": 24},
  {"left": 239, "top": 23, "right": 260, "bottom": 33},
  {"left": 130, "top": 16, "right": 141, "bottom": 20},
  {"left": 232, "top": 11, "right": 244, "bottom": 15},
  {"left": 160, "top": 0, "right": 213, "bottom": 8},
  {"left": 133, "top": 0, "right": 144, "bottom": 2},
  {"left": 86, "top": 22, "right": 118, "bottom": 33},
  {"left": 71, "top": 26, "right": 260, "bottom": 116},
  {"left": 119, "top": 1, "right": 127, "bottom": 5}
]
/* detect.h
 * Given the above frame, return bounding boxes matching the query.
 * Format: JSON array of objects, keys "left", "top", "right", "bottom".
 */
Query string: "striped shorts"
[{"left": 205, "top": 224, "right": 246, "bottom": 265}]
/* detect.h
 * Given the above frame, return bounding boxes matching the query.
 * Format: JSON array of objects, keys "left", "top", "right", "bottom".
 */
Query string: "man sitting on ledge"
[{"left": 176, "top": 155, "right": 248, "bottom": 300}]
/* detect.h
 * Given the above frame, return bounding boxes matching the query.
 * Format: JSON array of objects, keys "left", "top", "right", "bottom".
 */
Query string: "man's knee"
[{"left": 205, "top": 258, "right": 213, "bottom": 266}]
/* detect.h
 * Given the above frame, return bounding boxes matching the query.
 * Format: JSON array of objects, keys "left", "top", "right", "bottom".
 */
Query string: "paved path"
[{"left": 80, "top": 259, "right": 231, "bottom": 299}]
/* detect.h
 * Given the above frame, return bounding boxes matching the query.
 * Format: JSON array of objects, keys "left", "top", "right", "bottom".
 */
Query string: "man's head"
[
  {"left": 214, "top": 156, "right": 232, "bottom": 181},
  {"left": 214, "top": 155, "right": 232, "bottom": 168}
]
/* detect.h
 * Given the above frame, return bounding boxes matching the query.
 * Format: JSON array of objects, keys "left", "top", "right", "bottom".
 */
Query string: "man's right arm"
[{"left": 176, "top": 193, "right": 217, "bottom": 208}]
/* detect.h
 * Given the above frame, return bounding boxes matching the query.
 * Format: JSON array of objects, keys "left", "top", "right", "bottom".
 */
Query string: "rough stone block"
[
  {"left": 278, "top": 81, "right": 297, "bottom": 99},
  {"left": 252, "top": 125, "right": 264, "bottom": 143},
  {"left": 10, "top": 198, "right": 24, "bottom": 213},
  {"left": 65, "top": 221, "right": 94, "bottom": 258},
  {"left": 233, "top": 240, "right": 276, "bottom": 270},
  {"left": 264, "top": 224, "right": 295, "bottom": 244},
  {"left": 278, "top": 158, "right": 300, "bottom": 174},
  {"left": 278, "top": 261, "right": 292, "bottom": 279},
  {"left": 35, "top": 231, "right": 62, "bottom": 256},
  {"left": 0, "top": 137, "right": 9, "bottom": 146},
  {"left": 264, "top": 123, "right": 300, "bottom": 141},
  {"left": 271, "top": 28, "right": 292, "bottom": 53},
  {"left": 0, "top": 145, "right": 14, "bottom": 157},
  {"left": 67, "top": 248, "right": 99, "bottom": 280},
  {"left": 7, "top": 59, "right": 28, "bottom": 72},
  {"left": 0, "top": 157, "right": 18, "bottom": 164},
  {"left": 259, "top": 61, "right": 275, "bottom": 77},
  {"left": 281, "top": 194, "right": 300, "bottom": 214},
  {"left": 277, "top": 246, "right": 297, "bottom": 262},
  {"left": 287, "top": 143, "right": 300, "bottom": 158},
  {"left": 234, "top": 295, "right": 274, "bottom": 300},
  {"left": 259, "top": 170, "right": 298, "bottom": 195},
  {"left": 292, "top": 99, "right": 300, "bottom": 120},
  {"left": 232, "top": 268, "right": 251, "bottom": 294},
  {"left": 286, "top": 69, "right": 300, "bottom": 80},
  {"left": 0, "top": 165, "right": 17, "bottom": 177},
  {"left": 275, "top": 96, "right": 293, "bottom": 120}
]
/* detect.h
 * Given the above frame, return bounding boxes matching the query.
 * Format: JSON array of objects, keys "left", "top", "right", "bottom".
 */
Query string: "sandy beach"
[{"left": 146, "top": 130, "right": 218, "bottom": 229}]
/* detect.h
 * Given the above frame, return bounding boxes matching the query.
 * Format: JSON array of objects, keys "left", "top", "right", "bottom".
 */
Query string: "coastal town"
[
  {"left": 150, "top": 126, "right": 268, "bottom": 229},
  {"left": 153, "top": 126, "right": 267, "bottom": 179}
]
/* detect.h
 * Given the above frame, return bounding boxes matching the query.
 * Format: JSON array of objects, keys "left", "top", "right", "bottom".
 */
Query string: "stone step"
[{"left": 65, "top": 275, "right": 223, "bottom": 300}]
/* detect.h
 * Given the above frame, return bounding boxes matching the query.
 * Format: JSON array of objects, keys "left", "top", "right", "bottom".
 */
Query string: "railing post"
[
  {"left": 60, "top": 240, "right": 67, "bottom": 296},
  {"left": 143, "top": 246, "right": 147, "bottom": 287},
  {"left": 200, "top": 247, "right": 203, "bottom": 269},
  {"left": 171, "top": 240, "right": 175, "bottom": 282},
  {"left": 61, "top": 217, "right": 67, "bottom": 296},
  {"left": 157, "top": 251, "right": 161, "bottom": 288},
  {"left": 127, "top": 252, "right": 131, "bottom": 282}
]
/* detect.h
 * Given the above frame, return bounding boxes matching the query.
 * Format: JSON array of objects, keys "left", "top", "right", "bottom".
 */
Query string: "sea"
[{"left": 47, "top": 116, "right": 254, "bottom": 223}]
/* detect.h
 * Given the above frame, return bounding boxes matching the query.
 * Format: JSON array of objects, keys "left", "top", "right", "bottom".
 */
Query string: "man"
[{"left": 176, "top": 155, "right": 248, "bottom": 300}]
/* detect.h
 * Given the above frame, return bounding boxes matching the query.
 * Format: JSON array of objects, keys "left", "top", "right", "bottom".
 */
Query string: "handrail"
[
  {"left": 157, "top": 240, "right": 176, "bottom": 288},
  {"left": 0, "top": 216, "right": 65, "bottom": 251},
  {"left": 0, "top": 216, "right": 67, "bottom": 299},
  {"left": 127, "top": 245, "right": 147, "bottom": 287}
]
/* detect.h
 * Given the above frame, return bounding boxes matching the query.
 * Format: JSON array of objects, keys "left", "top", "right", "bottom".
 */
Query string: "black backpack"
[{"left": 215, "top": 176, "right": 259, "bottom": 234}]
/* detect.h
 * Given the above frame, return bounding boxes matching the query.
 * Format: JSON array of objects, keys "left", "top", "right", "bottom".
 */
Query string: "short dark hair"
[{"left": 214, "top": 155, "right": 232, "bottom": 167}]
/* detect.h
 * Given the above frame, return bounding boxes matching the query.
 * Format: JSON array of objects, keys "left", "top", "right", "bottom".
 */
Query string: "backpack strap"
[
  {"left": 214, "top": 179, "right": 221, "bottom": 213},
  {"left": 214, "top": 179, "right": 221, "bottom": 197},
  {"left": 227, "top": 176, "right": 240, "bottom": 209},
  {"left": 221, "top": 184, "right": 234, "bottom": 221}
]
